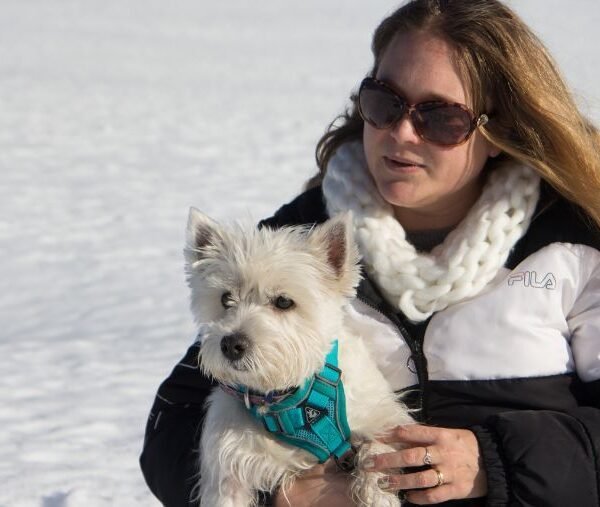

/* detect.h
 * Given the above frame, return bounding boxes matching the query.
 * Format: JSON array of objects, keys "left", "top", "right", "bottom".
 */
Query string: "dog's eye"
[
  {"left": 273, "top": 295, "right": 294, "bottom": 310},
  {"left": 221, "top": 292, "right": 235, "bottom": 309}
]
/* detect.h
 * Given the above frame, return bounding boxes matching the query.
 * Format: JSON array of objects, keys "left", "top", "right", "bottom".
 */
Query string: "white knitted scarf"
[{"left": 322, "top": 141, "right": 541, "bottom": 322}]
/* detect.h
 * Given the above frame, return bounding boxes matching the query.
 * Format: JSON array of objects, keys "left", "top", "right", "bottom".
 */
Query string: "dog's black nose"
[{"left": 220, "top": 333, "right": 250, "bottom": 361}]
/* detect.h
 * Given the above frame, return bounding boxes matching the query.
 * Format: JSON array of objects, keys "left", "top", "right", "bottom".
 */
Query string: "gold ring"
[
  {"left": 423, "top": 446, "right": 433, "bottom": 466},
  {"left": 434, "top": 468, "right": 445, "bottom": 487}
]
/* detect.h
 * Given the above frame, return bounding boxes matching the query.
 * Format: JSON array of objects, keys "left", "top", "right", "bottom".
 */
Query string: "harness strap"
[
  {"left": 220, "top": 340, "right": 354, "bottom": 466},
  {"left": 219, "top": 383, "right": 297, "bottom": 409}
]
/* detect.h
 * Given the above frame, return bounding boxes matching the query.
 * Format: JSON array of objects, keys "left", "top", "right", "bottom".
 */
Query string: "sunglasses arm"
[{"left": 476, "top": 114, "right": 489, "bottom": 127}]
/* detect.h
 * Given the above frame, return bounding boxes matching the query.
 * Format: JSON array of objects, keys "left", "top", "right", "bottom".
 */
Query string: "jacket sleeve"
[
  {"left": 140, "top": 342, "right": 214, "bottom": 506},
  {"left": 473, "top": 250, "right": 600, "bottom": 507},
  {"left": 473, "top": 395, "right": 600, "bottom": 507}
]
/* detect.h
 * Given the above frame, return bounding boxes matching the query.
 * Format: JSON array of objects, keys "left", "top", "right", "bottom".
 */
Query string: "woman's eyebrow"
[{"left": 376, "top": 77, "right": 463, "bottom": 104}]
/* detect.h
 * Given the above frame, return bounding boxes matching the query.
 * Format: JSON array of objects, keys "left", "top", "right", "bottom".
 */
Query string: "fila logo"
[
  {"left": 304, "top": 406, "right": 323, "bottom": 425},
  {"left": 507, "top": 271, "right": 557, "bottom": 290}
]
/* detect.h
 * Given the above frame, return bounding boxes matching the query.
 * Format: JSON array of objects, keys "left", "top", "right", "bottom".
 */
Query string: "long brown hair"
[{"left": 311, "top": 0, "right": 600, "bottom": 228}]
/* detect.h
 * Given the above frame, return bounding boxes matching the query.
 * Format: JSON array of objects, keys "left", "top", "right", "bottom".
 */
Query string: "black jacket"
[{"left": 140, "top": 183, "right": 600, "bottom": 506}]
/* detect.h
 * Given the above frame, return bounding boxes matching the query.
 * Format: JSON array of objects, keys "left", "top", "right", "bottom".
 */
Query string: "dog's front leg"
[
  {"left": 198, "top": 390, "right": 313, "bottom": 506},
  {"left": 199, "top": 420, "right": 304, "bottom": 507},
  {"left": 199, "top": 428, "right": 255, "bottom": 507},
  {"left": 197, "top": 391, "right": 262, "bottom": 507}
]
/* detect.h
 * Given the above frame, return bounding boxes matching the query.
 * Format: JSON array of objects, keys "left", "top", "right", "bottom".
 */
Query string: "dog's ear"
[
  {"left": 184, "top": 207, "right": 221, "bottom": 264},
  {"left": 308, "top": 212, "right": 360, "bottom": 295}
]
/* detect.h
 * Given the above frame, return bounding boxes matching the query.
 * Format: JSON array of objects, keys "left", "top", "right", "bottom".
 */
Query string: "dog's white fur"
[{"left": 185, "top": 209, "right": 413, "bottom": 506}]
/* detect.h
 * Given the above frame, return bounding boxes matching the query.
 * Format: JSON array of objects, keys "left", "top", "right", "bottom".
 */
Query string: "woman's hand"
[
  {"left": 273, "top": 459, "right": 354, "bottom": 507},
  {"left": 364, "top": 424, "right": 487, "bottom": 505}
]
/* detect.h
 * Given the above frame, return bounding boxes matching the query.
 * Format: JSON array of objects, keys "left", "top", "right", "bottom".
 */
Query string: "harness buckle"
[{"left": 334, "top": 446, "right": 357, "bottom": 472}]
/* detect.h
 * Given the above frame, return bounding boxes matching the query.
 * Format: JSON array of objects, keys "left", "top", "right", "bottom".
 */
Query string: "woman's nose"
[{"left": 389, "top": 114, "right": 421, "bottom": 144}]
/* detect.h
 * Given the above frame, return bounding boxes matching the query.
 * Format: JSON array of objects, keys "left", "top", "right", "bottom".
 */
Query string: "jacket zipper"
[{"left": 356, "top": 294, "right": 428, "bottom": 420}]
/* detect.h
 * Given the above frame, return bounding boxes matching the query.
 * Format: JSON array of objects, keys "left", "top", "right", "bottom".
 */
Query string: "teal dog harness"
[{"left": 219, "top": 340, "right": 356, "bottom": 470}]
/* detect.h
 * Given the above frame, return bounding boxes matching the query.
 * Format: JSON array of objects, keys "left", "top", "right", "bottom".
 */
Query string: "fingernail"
[
  {"left": 363, "top": 457, "right": 375, "bottom": 470},
  {"left": 377, "top": 476, "right": 390, "bottom": 489}
]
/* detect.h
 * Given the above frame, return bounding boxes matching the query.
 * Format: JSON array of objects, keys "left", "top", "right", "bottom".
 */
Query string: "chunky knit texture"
[{"left": 322, "top": 141, "right": 541, "bottom": 321}]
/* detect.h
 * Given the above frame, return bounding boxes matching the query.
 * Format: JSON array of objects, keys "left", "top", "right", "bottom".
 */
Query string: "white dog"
[{"left": 185, "top": 209, "right": 413, "bottom": 507}]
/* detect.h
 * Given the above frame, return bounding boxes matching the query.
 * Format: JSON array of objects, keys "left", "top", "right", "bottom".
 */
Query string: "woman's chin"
[{"left": 375, "top": 180, "right": 425, "bottom": 209}]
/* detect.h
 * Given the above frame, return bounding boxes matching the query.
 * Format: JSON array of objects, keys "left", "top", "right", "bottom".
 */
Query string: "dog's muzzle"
[{"left": 220, "top": 333, "right": 250, "bottom": 362}]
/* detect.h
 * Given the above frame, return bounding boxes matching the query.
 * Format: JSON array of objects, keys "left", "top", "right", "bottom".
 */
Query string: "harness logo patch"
[
  {"left": 305, "top": 406, "right": 323, "bottom": 425},
  {"left": 507, "top": 271, "right": 556, "bottom": 290}
]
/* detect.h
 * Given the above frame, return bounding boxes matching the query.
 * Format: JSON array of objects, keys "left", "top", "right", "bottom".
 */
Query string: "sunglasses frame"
[{"left": 358, "top": 77, "right": 489, "bottom": 147}]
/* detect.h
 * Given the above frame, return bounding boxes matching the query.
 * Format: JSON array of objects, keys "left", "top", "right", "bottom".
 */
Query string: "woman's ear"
[
  {"left": 485, "top": 134, "right": 502, "bottom": 158},
  {"left": 489, "top": 145, "right": 502, "bottom": 158}
]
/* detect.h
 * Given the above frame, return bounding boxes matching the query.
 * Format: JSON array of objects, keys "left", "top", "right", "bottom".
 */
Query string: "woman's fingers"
[
  {"left": 274, "top": 459, "right": 355, "bottom": 507},
  {"left": 298, "top": 463, "right": 328, "bottom": 478},
  {"left": 364, "top": 445, "right": 439, "bottom": 470},
  {"left": 378, "top": 467, "right": 449, "bottom": 492},
  {"left": 405, "top": 484, "right": 456, "bottom": 505},
  {"left": 381, "top": 424, "right": 447, "bottom": 445},
  {"left": 365, "top": 427, "right": 488, "bottom": 503}
]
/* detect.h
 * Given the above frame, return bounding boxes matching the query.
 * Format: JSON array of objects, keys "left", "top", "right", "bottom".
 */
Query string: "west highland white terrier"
[{"left": 184, "top": 209, "right": 413, "bottom": 507}]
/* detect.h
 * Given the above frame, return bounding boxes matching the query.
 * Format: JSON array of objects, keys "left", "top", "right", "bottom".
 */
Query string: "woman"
[{"left": 141, "top": 0, "right": 600, "bottom": 505}]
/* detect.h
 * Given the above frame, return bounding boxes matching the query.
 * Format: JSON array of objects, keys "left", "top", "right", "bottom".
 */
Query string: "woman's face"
[{"left": 363, "top": 30, "right": 499, "bottom": 230}]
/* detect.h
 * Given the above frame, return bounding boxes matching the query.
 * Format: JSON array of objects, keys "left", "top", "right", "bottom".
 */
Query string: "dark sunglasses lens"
[
  {"left": 414, "top": 104, "right": 473, "bottom": 145},
  {"left": 359, "top": 84, "right": 404, "bottom": 129}
]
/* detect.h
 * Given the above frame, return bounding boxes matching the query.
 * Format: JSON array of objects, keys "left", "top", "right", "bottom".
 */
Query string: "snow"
[{"left": 1, "top": 1, "right": 599, "bottom": 505}]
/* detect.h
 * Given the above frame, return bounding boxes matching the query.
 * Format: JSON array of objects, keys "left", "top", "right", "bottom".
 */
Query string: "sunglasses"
[{"left": 358, "top": 77, "right": 489, "bottom": 146}]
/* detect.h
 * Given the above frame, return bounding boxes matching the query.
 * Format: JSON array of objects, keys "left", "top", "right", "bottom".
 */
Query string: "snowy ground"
[{"left": 1, "top": 1, "right": 599, "bottom": 505}]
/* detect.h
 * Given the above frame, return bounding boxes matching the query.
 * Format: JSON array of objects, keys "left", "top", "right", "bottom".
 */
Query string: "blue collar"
[{"left": 219, "top": 340, "right": 355, "bottom": 469}]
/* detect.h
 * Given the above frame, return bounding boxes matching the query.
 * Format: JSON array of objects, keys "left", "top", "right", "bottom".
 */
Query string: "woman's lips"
[{"left": 383, "top": 156, "right": 426, "bottom": 173}]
